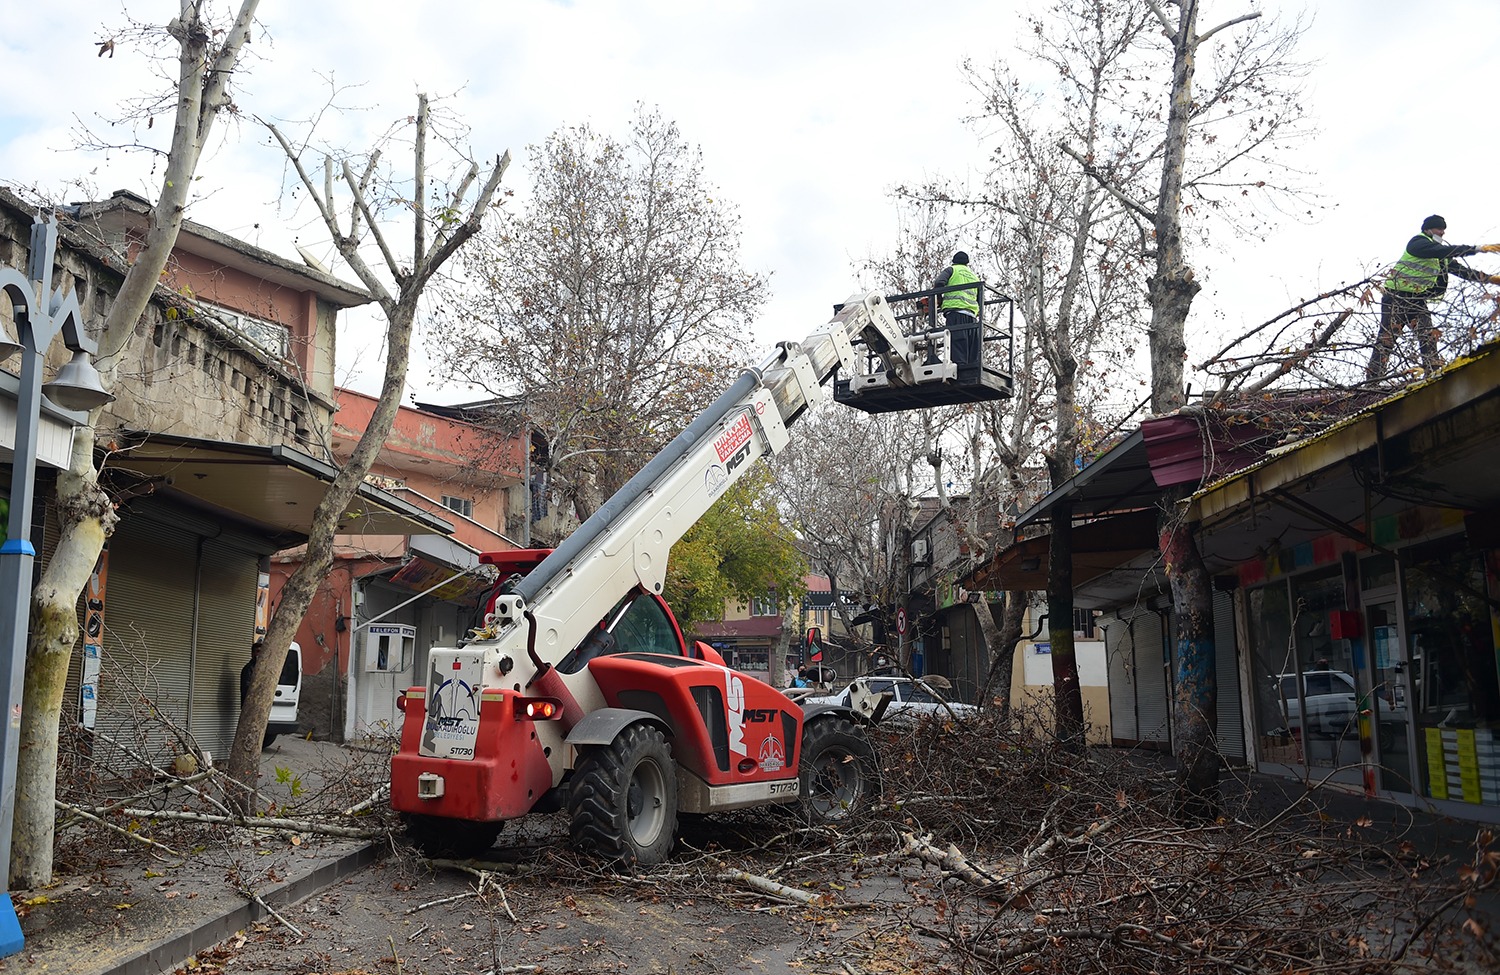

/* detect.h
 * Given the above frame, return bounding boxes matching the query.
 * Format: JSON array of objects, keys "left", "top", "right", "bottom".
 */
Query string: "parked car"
[
  {"left": 1273, "top": 669, "right": 1406, "bottom": 748},
  {"left": 804, "top": 675, "right": 979, "bottom": 729},
  {"left": 1274, "top": 670, "right": 1358, "bottom": 739},
  {"left": 264, "top": 641, "right": 302, "bottom": 747}
]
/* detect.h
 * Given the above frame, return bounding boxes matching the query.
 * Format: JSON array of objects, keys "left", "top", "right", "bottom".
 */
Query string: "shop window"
[
  {"left": 1361, "top": 553, "right": 1397, "bottom": 591},
  {"left": 1247, "top": 580, "right": 1297, "bottom": 765},
  {"left": 1403, "top": 535, "right": 1500, "bottom": 806},
  {"left": 1246, "top": 565, "right": 1357, "bottom": 774}
]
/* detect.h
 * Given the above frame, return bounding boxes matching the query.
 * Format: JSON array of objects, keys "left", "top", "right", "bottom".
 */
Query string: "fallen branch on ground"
[{"left": 72, "top": 805, "right": 387, "bottom": 839}]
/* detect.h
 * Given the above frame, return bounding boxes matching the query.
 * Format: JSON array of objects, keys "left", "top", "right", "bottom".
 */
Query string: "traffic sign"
[{"left": 896, "top": 607, "right": 908, "bottom": 635}]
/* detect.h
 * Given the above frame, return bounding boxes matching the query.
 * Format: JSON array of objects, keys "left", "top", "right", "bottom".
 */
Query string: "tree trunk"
[
  {"left": 226, "top": 295, "right": 415, "bottom": 801},
  {"left": 1047, "top": 503, "right": 1084, "bottom": 748},
  {"left": 1147, "top": 1, "right": 1203, "bottom": 417},
  {"left": 976, "top": 590, "right": 1026, "bottom": 719},
  {"left": 232, "top": 103, "right": 508, "bottom": 803},
  {"left": 9, "top": 0, "right": 261, "bottom": 888},
  {"left": 768, "top": 602, "right": 797, "bottom": 689},
  {"left": 1148, "top": 2, "right": 1218, "bottom": 819},
  {"left": 1160, "top": 492, "right": 1219, "bottom": 820},
  {"left": 10, "top": 431, "right": 114, "bottom": 887}
]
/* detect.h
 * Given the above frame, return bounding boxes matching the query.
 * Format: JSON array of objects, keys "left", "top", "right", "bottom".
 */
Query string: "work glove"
[
  {"left": 1488, "top": 274, "right": 1500, "bottom": 285},
  {"left": 1480, "top": 243, "right": 1500, "bottom": 253}
]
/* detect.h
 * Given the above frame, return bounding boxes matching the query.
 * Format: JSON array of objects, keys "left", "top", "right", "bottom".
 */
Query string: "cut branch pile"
[
  {"left": 849, "top": 705, "right": 1500, "bottom": 973},
  {"left": 51, "top": 659, "right": 400, "bottom": 886}
]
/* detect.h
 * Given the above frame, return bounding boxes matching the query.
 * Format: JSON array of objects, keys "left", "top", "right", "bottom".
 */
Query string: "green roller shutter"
[{"left": 98, "top": 511, "right": 197, "bottom": 762}]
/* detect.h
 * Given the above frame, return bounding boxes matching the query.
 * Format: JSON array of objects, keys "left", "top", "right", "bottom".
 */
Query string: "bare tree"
[
  {"left": 1059, "top": 0, "right": 1311, "bottom": 814},
  {"left": 232, "top": 95, "right": 508, "bottom": 796},
  {"left": 899, "top": 1, "right": 1150, "bottom": 733},
  {"left": 429, "top": 105, "right": 767, "bottom": 535},
  {"left": 771, "top": 404, "right": 930, "bottom": 655},
  {"left": 10, "top": 0, "right": 261, "bottom": 889}
]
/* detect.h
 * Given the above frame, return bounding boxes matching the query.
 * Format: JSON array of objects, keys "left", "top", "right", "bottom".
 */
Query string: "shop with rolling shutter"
[{"left": 77, "top": 499, "right": 272, "bottom": 762}]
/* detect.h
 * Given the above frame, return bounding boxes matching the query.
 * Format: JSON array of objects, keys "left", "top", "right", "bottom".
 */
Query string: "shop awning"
[
  {"left": 385, "top": 534, "right": 498, "bottom": 603},
  {"left": 1014, "top": 429, "right": 1154, "bottom": 530},
  {"left": 967, "top": 509, "right": 1160, "bottom": 592},
  {"left": 110, "top": 433, "right": 453, "bottom": 545},
  {"left": 1193, "top": 342, "right": 1500, "bottom": 563}
]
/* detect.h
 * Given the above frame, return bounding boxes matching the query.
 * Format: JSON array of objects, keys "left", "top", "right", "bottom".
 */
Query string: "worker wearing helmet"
[
  {"left": 1368, "top": 215, "right": 1500, "bottom": 379},
  {"left": 933, "top": 251, "right": 981, "bottom": 367}
]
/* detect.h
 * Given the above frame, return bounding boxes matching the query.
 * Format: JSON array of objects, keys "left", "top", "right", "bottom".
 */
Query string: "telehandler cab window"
[
  {"left": 610, "top": 593, "right": 681, "bottom": 657},
  {"left": 557, "top": 591, "right": 685, "bottom": 674}
]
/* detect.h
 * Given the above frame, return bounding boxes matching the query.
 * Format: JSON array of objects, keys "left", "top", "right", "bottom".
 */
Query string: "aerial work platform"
[{"left": 832, "top": 281, "right": 1015, "bottom": 414}]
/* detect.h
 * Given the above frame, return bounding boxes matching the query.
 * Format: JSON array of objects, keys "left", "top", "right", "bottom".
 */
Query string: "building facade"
[
  {"left": 271, "top": 390, "right": 527, "bottom": 741},
  {"left": 0, "top": 187, "right": 441, "bottom": 763}
]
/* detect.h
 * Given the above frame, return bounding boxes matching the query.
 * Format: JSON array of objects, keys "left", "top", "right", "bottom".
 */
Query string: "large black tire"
[
  {"left": 401, "top": 813, "right": 504, "bottom": 858},
  {"left": 568, "top": 723, "right": 678, "bottom": 868},
  {"left": 798, "top": 716, "right": 881, "bottom": 823}
]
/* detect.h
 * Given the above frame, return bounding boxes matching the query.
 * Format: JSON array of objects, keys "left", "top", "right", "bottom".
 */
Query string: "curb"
[{"left": 105, "top": 842, "right": 384, "bottom": 975}]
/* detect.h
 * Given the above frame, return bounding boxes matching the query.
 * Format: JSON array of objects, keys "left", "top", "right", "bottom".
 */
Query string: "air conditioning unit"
[{"left": 911, "top": 539, "right": 930, "bottom": 564}]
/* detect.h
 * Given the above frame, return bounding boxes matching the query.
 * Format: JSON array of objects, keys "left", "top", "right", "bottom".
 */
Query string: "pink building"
[{"left": 270, "top": 391, "right": 527, "bottom": 741}]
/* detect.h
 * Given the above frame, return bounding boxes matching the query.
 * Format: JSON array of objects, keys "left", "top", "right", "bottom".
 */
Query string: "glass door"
[{"left": 1365, "top": 598, "right": 1413, "bottom": 793}]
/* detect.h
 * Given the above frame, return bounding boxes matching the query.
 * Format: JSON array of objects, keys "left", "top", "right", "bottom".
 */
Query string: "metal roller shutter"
[
  {"left": 1213, "top": 589, "right": 1246, "bottom": 760},
  {"left": 1133, "top": 611, "right": 1170, "bottom": 745},
  {"left": 189, "top": 538, "right": 258, "bottom": 759},
  {"left": 96, "top": 513, "right": 197, "bottom": 765}
]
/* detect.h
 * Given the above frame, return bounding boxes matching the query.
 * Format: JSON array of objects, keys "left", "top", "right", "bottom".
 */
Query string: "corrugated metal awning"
[{"left": 1014, "top": 429, "right": 1156, "bottom": 529}]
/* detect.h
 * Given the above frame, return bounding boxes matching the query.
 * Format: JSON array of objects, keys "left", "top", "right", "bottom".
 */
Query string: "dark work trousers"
[
  {"left": 1368, "top": 291, "right": 1440, "bottom": 379},
  {"left": 944, "top": 309, "right": 979, "bottom": 366}
]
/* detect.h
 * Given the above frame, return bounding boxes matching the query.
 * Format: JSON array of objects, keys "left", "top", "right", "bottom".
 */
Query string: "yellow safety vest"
[
  {"left": 940, "top": 263, "right": 980, "bottom": 316},
  {"left": 1386, "top": 234, "right": 1443, "bottom": 296}
]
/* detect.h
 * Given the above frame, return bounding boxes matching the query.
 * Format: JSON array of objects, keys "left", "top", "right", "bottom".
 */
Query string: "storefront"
[
  {"left": 1197, "top": 339, "right": 1500, "bottom": 821},
  {"left": 1238, "top": 525, "right": 1500, "bottom": 811}
]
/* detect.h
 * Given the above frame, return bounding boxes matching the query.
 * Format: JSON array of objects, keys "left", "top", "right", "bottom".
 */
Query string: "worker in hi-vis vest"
[
  {"left": 1369, "top": 215, "right": 1500, "bottom": 380},
  {"left": 933, "top": 251, "right": 981, "bottom": 367}
]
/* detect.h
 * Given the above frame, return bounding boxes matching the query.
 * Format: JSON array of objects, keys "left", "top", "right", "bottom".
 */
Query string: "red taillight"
[
  {"left": 515, "top": 697, "right": 562, "bottom": 721},
  {"left": 396, "top": 690, "right": 408, "bottom": 713}
]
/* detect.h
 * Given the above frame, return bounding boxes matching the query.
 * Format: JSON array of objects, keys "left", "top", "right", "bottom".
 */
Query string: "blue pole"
[{"left": 0, "top": 217, "right": 64, "bottom": 957}]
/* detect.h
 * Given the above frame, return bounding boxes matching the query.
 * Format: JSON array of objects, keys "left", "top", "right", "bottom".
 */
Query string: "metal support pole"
[
  {"left": 0, "top": 217, "right": 112, "bottom": 957},
  {"left": 0, "top": 219, "right": 61, "bottom": 955}
]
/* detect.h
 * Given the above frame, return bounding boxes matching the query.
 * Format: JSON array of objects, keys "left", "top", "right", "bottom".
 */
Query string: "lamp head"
[
  {"left": 43, "top": 349, "right": 114, "bottom": 412},
  {"left": 0, "top": 313, "right": 22, "bottom": 361}
]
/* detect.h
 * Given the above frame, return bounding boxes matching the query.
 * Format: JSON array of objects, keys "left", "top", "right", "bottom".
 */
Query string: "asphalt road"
[{"left": 215, "top": 820, "right": 943, "bottom": 975}]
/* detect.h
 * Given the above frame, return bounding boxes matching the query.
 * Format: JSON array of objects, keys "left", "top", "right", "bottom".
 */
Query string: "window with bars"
[
  {"left": 200, "top": 300, "right": 291, "bottom": 360},
  {"left": 750, "top": 594, "right": 781, "bottom": 617},
  {"left": 1073, "top": 607, "right": 1098, "bottom": 639}
]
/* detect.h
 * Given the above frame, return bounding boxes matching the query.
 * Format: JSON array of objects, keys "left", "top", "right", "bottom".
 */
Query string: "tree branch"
[{"left": 1059, "top": 144, "right": 1156, "bottom": 223}]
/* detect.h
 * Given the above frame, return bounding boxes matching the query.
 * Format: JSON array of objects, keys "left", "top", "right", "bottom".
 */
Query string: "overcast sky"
[{"left": 3, "top": 0, "right": 1499, "bottom": 405}]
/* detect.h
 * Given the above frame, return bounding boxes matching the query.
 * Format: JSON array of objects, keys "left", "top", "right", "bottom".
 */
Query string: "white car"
[
  {"left": 804, "top": 675, "right": 979, "bottom": 729},
  {"left": 1275, "top": 670, "right": 1358, "bottom": 738},
  {"left": 1274, "top": 669, "right": 1407, "bottom": 749}
]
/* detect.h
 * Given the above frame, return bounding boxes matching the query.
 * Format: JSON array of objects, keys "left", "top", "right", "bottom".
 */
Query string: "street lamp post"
[{"left": 0, "top": 215, "right": 115, "bottom": 956}]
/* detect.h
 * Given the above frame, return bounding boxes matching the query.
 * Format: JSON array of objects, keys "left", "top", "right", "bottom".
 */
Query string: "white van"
[{"left": 264, "top": 641, "right": 302, "bottom": 747}]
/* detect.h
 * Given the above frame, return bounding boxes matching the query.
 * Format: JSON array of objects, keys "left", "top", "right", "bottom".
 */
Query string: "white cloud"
[{"left": 4, "top": 0, "right": 1499, "bottom": 401}]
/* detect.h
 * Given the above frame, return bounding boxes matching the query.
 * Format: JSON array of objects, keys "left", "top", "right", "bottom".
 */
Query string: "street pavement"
[
  {"left": 4, "top": 743, "right": 1498, "bottom": 975},
  {"left": 4, "top": 737, "right": 384, "bottom": 975}
]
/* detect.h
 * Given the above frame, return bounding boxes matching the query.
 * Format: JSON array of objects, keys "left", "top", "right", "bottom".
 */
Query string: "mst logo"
[{"left": 713, "top": 413, "right": 753, "bottom": 462}]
